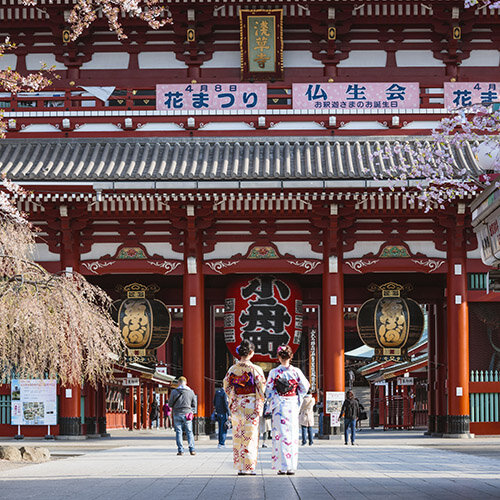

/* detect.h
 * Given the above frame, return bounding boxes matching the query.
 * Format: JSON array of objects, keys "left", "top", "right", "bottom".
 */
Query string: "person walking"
[
  {"left": 260, "top": 398, "right": 272, "bottom": 448},
  {"left": 168, "top": 376, "right": 197, "bottom": 456},
  {"left": 223, "top": 339, "right": 266, "bottom": 476},
  {"left": 266, "top": 345, "right": 310, "bottom": 475},
  {"left": 213, "top": 382, "right": 230, "bottom": 448},
  {"left": 299, "top": 390, "right": 315, "bottom": 446},
  {"left": 150, "top": 397, "right": 159, "bottom": 428},
  {"left": 162, "top": 400, "right": 172, "bottom": 428},
  {"left": 340, "top": 390, "right": 360, "bottom": 445}
]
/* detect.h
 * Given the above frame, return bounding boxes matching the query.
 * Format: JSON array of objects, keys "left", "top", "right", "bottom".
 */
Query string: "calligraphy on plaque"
[
  {"left": 225, "top": 275, "right": 302, "bottom": 362},
  {"left": 156, "top": 83, "right": 267, "bottom": 111},
  {"left": 293, "top": 82, "right": 420, "bottom": 110},
  {"left": 444, "top": 82, "right": 500, "bottom": 109},
  {"left": 240, "top": 9, "right": 283, "bottom": 81}
]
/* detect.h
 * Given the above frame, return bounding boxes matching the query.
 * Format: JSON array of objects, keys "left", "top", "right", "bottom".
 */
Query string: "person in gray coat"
[{"left": 169, "top": 376, "right": 197, "bottom": 455}]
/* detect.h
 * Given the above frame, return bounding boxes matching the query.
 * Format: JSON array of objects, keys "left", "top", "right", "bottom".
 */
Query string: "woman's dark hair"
[
  {"left": 237, "top": 339, "right": 255, "bottom": 357},
  {"left": 277, "top": 345, "right": 293, "bottom": 359}
]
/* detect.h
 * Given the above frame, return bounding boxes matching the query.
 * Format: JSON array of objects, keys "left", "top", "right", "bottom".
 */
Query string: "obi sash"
[{"left": 229, "top": 371, "right": 256, "bottom": 395}]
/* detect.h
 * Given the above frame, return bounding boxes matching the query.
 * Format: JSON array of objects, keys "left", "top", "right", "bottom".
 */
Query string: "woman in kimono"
[
  {"left": 224, "top": 339, "right": 266, "bottom": 475},
  {"left": 266, "top": 345, "right": 310, "bottom": 475}
]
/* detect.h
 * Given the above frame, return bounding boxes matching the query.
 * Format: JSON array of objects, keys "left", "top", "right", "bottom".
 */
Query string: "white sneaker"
[{"left": 218, "top": 444, "right": 226, "bottom": 449}]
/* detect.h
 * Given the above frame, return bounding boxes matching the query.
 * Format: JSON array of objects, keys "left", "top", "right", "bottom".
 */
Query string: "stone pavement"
[{"left": 0, "top": 429, "right": 500, "bottom": 500}]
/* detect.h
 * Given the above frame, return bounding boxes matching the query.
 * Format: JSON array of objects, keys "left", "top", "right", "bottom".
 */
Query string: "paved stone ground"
[{"left": 0, "top": 429, "right": 500, "bottom": 499}]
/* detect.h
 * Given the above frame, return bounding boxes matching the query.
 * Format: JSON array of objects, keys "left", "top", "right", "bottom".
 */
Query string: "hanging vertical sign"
[
  {"left": 309, "top": 328, "right": 317, "bottom": 392},
  {"left": 240, "top": 9, "right": 283, "bottom": 81},
  {"left": 224, "top": 275, "right": 302, "bottom": 362}
]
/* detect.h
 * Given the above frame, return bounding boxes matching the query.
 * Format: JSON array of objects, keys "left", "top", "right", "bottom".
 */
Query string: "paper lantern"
[{"left": 224, "top": 275, "right": 303, "bottom": 362}]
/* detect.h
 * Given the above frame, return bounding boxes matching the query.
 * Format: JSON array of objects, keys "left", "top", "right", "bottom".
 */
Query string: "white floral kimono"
[
  {"left": 265, "top": 365, "right": 310, "bottom": 472},
  {"left": 224, "top": 360, "right": 266, "bottom": 472}
]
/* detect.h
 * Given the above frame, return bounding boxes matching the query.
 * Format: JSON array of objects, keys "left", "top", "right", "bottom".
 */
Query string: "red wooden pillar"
[
  {"left": 321, "top": 214, "right": 344, "bottom": 435},
  {"left": 142, "top": 384, "right": 148, "bottom": 429},
  {"left": 426, "top": 304, "right": 437, "bottom": 434},
  {"left": 59, "top": 384, "right": 81, "bottom": 436},
  {"left": 127, "top": 387, "right": 134, "bottom": 431},
  {"left": 84, "top": 383, "right": 97, "bottom": 435},
  {"left": 183, "top": 218, "right": 206, "bottom": 432},
  {"left": 148, "top": 385, "right": 154, "bottom": 428},
  {"left": 136, "top": 385, "right": 141, "bottom": 430},
  {"left": 446, "top": 223, "right": 470, "bottom": 435}
]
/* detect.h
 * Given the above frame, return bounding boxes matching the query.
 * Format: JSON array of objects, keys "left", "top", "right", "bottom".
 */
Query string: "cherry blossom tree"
[
  {"left": 22, "top": 0, "right": 172, "bottom": 40},
  {"left": 372, "top": 105, "right": 500, "bottom": 212},
  {"left": 1, "top": 36, "right": 123, "bottom": 385},
  {"left": 0, "top": 176, "right": 123, "bottom": 385}
]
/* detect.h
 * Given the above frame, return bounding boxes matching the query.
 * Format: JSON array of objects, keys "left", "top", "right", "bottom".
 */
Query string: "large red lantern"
[{"left": 224, "top": 275, "right": 303, "bottom": 362}]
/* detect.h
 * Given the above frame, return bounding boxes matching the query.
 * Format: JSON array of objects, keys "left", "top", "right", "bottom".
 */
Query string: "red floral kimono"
[{"left": 224, "top": 360, "right": 266, "bottom": 472}]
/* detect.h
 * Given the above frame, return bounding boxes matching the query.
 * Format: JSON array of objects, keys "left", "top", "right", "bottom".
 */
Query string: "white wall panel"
[
  {"left": 138, "top": 51, "right": 186, "bottom": 69},
  {"left": 81, "top": 243, "right": 122, "bottom": 260},
  {"left": 460, "top": 50, "right": 500, "bottom": 67},
  {"left": 274, "top": 241, "right": 322, "bottom": 259},
  {"left": 34, "top": 243, "right": 59, "bottom": 262},
  {"left": 284, "top": 50, "right": 323, "bottom": 68},
  {"left": 81, "top": 52, "right": 130, "bottom": 70},
  {"left": 202, "top": 51, "right": 241, "bottom": 69},
  {"left": 338, "top": 50, "right": 387, "bottom": 68},
  {"left": 396, "top": 50, "right": 444, "bottom": 67},
  {"left": 142, "top": 242, "right": 183, "bottom": 260},
  {"left": 204, "top": 242, "right": 252, "bottom": 260},
  {"left": 26, "top": 53, "right": 65, "bottom": 70},
  {"left": 0, "top": 54, "right": 16, "bottom": 70}
]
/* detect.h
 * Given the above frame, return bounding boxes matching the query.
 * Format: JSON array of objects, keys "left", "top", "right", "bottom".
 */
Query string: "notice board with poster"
[
  {"left": 11, "top": 379, "right": 57, "bottom": 426},
  {"left": 325, "top": 391, "right": 345, "bottom": 428}
]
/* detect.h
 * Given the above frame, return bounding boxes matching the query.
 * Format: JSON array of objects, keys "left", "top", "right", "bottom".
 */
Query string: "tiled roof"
[{"left": 0, "top": 137, "right": 481, "bottom": 182}]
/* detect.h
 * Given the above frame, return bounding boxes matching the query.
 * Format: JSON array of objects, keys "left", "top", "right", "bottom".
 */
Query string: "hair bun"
[
  {"left": 237, "top": 339, "right": 255, "bottom": 357},
  {"left": 277, "top": 345, "right": 293, "bottom": 359}
]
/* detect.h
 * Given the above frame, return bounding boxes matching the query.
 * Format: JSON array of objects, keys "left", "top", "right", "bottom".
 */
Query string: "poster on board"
[
  {"left": 11, "top": 379, "right": 57, "bottom": 426},
  {"left": 325, "top": 391, "right": 345, "bottom": 427}
]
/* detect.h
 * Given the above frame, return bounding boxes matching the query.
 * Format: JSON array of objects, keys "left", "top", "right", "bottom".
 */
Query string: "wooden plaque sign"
[{"left": 240, "top": 9, "right": 283, "bottom": 81}]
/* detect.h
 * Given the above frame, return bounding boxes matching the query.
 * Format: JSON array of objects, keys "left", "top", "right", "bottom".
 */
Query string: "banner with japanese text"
[
  {"left": 11, "top": 379, "right": 57, "bottom": 426},
  {"left": 444, "top": 82, "right": 500, "bottom": 109},
  {"left": 293, "top": 83, "right": 420, "bottom": 110},
  {"left": 240, "top": 9, "right": 283, "bottom": 80},
  {"left": 156, "top": 83, "right": 267, "bottom": 111}
]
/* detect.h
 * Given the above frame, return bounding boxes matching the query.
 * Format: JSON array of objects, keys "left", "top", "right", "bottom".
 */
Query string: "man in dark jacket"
[
  {"left": 339, "top": 390, "right": 360, "bottom": 445},
  {"left": 169, "top": 376, "right": 197, "bottom": 456},
  {"left": 213, "top": 382, "right": 230, "bottom": 448}
]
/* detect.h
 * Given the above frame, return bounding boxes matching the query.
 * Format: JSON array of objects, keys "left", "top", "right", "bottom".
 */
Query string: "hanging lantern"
[
  {"left": 224, "top": 275, "right": 303, "bottom": 362},
  {"left": 356, "top": 282, "right": 424, "bottom": 362},
  {"left": 114, "top": 283, "right": 171, "bottom": 366}
]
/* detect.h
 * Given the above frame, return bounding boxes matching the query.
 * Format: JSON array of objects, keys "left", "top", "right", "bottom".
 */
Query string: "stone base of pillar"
[
  {"left": 59, "top": 416, "right": 81, "bottom": 436},
  {"left": 318, "top": 416, "right": 342, "bottom": 439},
  {"left": 85, "top": 416, "right": 97, "bottom": 435},
  {"left": 193, "top": 416, "right": 205, "bottom": 437},
  {"left": 204, "top": 419, "right": 216, "bottom": 436},
  {"left": 424, "top": 414, "right": 436, "bottom": 435},
  {"left": 434, "top": 415, "right": 447, "bottom": 435},
  {"left": 444, "top": 415, "right": 472, "bottom": 437},
  {"left": 98, "top": 416, "right": 110, "bottom": 437}
]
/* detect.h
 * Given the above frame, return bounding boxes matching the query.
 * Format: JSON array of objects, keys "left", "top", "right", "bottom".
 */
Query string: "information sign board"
[{"left": 11, "top": 379, "right": 57, "bottom": 426}]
